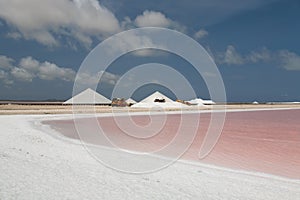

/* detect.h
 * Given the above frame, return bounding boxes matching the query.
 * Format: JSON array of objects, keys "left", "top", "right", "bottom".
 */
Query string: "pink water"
[{"left": 44, "top": 109, "right": 300, "bottom": 179}]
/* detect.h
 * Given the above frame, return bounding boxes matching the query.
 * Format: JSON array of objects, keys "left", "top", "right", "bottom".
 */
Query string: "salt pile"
[
  {"left": 63, "top": 88, "right": 111, "bottom": 105},
  {"left": 132, "top": 91, "right": 188, "bottom": 109}
]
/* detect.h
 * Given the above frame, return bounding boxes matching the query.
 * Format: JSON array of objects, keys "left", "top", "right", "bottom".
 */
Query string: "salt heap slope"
[
  {"left": 126, "top": 98, "right": 137, "bottom": 104},
  {"left": 188, "top": 98, "right": 215, "bottom": 106},
  {"left": 132, "top": 91, "right": 188, "bottom": 109},
  {"left": 188, "top": 98, "right": 205, "bottom": 106},
  {"left": 63, "top": 88, "right": 111, "bottom": 105}
]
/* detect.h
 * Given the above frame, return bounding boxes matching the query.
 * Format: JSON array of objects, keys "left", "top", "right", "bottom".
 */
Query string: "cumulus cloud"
[
  {"left": 0, "top": 55, "right": 14, "bottom": 69},
  {"left": 0, "top": 0, "right": 120, "bottom": 48},
  {"left": 0, "top": 70, "right": 6, "bottom": 79},
  {"left": 214, "top": 45, "right": 300, "bottom": 71},
  {"left": 102, "top": 10, "right": 186, "bottom": 57},
  {"left": 6, "top": 32, "right": 22, "bottom": 40},
  {"left": 0, "top": 70, "right": 13, "bottom": 85},
  {"left": 106, "top": 31, "right": 166, "bottom": 57},
  {"left": 134, "top": 10, "right": 186, "bottom": 32},
  {"left": 135, "top": 10, "right": 172, "bottom": 28},
  {"left": 38, "top": 62, "right": 76, "bottom": 81},
  {"left": 222, "top": 45, "right": 244, "bottom": 65},
  {"left": 19, "top": 57, "right": 76, "bottom": 81},
  {"left": 0, "top": 55, "right": 78, "bottom": 84},
  {"left": 100, "top": 71, "right": 119, "bottom": 85},
  {"left": 194, "top": 29, "right": 208, "bottom": 40},
  {"left": 0, "top": 70, "right": 8, "bottom": 81},
  {"left": 19, "top": 57, "right": 40, "bottom": 72},
  {"left": 11, "top": 67, "right": 35, "bottom": 82},
  {"left": 216, "top": 46, "right": 273, "bottom": 65},
  {"left": 278, "top": 50, "right": 300, "bottom": 71},
  {"left": 75, "top": 71, "right": 119, "bottom": 88},
  {"left": 0, "top": 55, "right": 121, "bottom": 86},
  {"left": 17, "top": 56, "right": 76, "bottom": 81},
  {"left": 246, "top": 47, "right": 272, "bottom": 63},
  {"left": 0, "top": 2, "right": 186, "bottom": 49}
]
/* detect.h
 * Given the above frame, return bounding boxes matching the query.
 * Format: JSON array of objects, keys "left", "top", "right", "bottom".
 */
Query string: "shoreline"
[
  {"left": 26, "top": 113, "right": 300, "bottom": 181},
  {"left": 43, "top": 109, "right": 300, "bottom": 180},
  {"left": 1, "top": 103, "right": 300, "bottom": 115},
  {"left": 1, "top": 113, "right": 300, "bottom": 199}
]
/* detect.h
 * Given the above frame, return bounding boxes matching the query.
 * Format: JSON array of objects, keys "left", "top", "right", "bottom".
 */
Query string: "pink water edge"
[{"left": 44, "top": 109, "right": 300, "bottom": 179}]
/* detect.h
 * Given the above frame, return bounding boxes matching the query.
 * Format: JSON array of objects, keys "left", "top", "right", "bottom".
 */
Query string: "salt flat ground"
[
  {"left": 1, "top": 103, "right": 300, "bottom": 115},
  {"left": 0, "top": 111, "right": 300, "bottom": 199}
]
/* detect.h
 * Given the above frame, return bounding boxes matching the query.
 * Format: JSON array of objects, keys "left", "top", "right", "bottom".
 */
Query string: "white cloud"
[
  {"left": 120, "top": 16, "right": 135, "bottom": 30},
  {"left": 11, "top": 67, "right": 35, "bottom": 82},
  {"left": 215, "top": 46, "right": 270, "bottom": 66},
  {"left": 76, "top": 71, "right": 119, "bottom": 88},
  {"left": 217, "top": 46, "right": 274, "bottom": 66},
  {"left": 18, "top": 56, "right": 76, "bottom": 81},
  {"left": 0, "top": 55, "right": 79, "bottom": 84},
  {"left": 135, "top": 10, "right": 172, "bottom": 28},
  {"left": 278, "top": 50, "right": 300, "bottom": 71},
  {"left": 19, "top": 57, "right": 40, "bottom": 72},
  {"left": 0, "top": 70, "right": 13, "bottom": 85},
  {"left": 0, "top": 70, "right": 6, "bottom": 79},
  {"left": 0, "top": 55, "right": 14, "bottom": 69},
  {"left": 0, "top": 70, "right": 8, "bottom": 80},
  {"left": 106, "top": 31, "right": 166, "bottom": 57},
  {"left": 30, "top": 31, "right": 59, "bottom": 47},
  {"left": 0, "top": 0, "right": 120, "bottom": 48},
  {"left": 246, "top": 47, "right": 271, "bottom": 63},
  {"left": 222, "top": 45, "right": 244, "bottom": 65},
  {"left": 38, "top": 62, "right": 76, "bottom": 81},
  {"left": 214, "top": 46, "right": 300, "bottom": 71},
  {"left": 72, "top": 32, "right": 93, "bottom": 49},
  {"left": 0, "top": 55, "right": 122, "bottom": 85},
  {"left": 100, "top": 71, "right": 119, "bottom": 85},
  {"left": 194, "top": 29, "right": 208, "bottom": 40},
  {"left": 0, "top": 3, "right": 186, "bottom": 49},
  {"left": 6, "top": 32, "right": 22, "bottom": 40},
  {"left": 134, "top": 10, "right": 186, "bottom": 32}
]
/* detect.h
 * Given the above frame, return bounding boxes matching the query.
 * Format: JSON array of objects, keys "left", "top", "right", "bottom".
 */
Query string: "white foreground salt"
[{"left": 0, "top": 114, "right": 300, "bottom": 200}]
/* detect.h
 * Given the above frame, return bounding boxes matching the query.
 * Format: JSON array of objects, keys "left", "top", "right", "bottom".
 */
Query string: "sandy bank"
[{"left": 1, "top": 103, "right": 300, "bottom": 115}]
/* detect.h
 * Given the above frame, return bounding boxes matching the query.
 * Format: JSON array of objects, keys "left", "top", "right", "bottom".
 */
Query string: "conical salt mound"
[
  {"left": 126, "top": 98, "right": 137, "bottom": 104},
  {"left": 140, "top": 91, "right": 173, "bottom": 103},
  {"left": 132, "top": 91, "right": 188, "bottom": 108},
  {"left": 63, "top": 88, "right": 110, "bottom": 105}
]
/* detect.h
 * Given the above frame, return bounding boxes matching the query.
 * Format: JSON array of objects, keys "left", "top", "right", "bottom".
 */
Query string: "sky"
[{"left": 0, "top": 0, "right": 299, "bottom": 102}]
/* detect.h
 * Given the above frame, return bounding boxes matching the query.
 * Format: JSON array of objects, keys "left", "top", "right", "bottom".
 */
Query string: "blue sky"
[{"left": 0, "top": 0, "right": 299, "bottom": 102}]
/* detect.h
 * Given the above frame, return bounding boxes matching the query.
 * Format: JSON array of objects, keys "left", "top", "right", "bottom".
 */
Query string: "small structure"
[
  {"left": 188, "top": 98, "right": 205, "bottom": 106},
  {"left": 63, "top": 88, "right": 111, "bottom": 105},
  {"left": 111, "top": 98, "right": 127, "bottom": 107},
  {"left": 202, "top": 99, "right": 216, "bottom": 105},
  {"left": 188, "top": 98, "right": 215, "bottom": 106},
  {"left": 126, "top": 98, "right": 137, "bottom": 106},
  {"left": 176, "top": 99, "right": 192, "bottom": 105}
]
